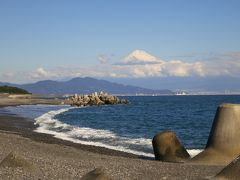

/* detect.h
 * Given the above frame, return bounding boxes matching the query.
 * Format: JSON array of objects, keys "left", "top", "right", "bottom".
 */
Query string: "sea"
[{"left": 3, "top": 95, "right": 240, "bottom": 158}]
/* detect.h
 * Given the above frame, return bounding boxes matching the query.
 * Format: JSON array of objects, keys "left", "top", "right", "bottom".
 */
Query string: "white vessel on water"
[{"left": 175, "top": 91, "right": 188, "bottom": 96}]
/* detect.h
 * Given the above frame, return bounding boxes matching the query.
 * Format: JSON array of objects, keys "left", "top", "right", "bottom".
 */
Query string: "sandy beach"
[{"left": 0, "top": 97, "right": 223, "bottom": 179}]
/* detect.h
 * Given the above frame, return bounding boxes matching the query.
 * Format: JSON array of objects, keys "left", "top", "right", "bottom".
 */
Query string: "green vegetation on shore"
[{"left": 0, "top": 86, "right": 31, "bottom": 94}]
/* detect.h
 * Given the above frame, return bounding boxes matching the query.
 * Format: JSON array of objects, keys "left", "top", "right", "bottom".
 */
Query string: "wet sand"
[{"left": 0, "top": 97, "right": 223, "bottom": 179}]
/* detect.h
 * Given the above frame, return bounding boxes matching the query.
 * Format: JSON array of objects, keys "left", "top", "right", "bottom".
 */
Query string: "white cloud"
[
  {"left": 202, "top": 52, "right": 240, "bottom": 76},
  {"left": 29, "top": 67, "right": 61, "bottom": 81},
  {"left": 36, "top": 68, "right": 48, "bottom": 76},
  {"left": 2, "top": 50, "right": 240, "bottom": 84},
  {"left": 161, "top": 61, "right": 205, "bottom": 77},
  {"left": 97, "top": 54, "right": 109, "bottom": 64},
  {"left": 1, "top": 72, "right": 14, "bottom": 79},
  {"left": 113, "top": 50, "right": 205, "bottom": 78}
]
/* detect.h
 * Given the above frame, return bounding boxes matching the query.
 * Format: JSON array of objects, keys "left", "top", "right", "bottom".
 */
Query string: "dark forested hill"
[{"left": 0, "top": 86, "right": 30, "bottom": 94}]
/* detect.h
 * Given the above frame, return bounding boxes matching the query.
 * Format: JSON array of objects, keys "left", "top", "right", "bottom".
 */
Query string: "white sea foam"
[
  {"left": 34, "top": 108, "right": 154, "bottom": 157},
  {"left": 34, "top": 108, "right": 202, "bottom": 158},
  {"left": 187, "top": 149, "right": 203, "bottom": 157}
]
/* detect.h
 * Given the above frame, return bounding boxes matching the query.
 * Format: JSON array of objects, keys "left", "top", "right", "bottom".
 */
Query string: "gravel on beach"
[
  {"left": 0, "top": 98, "right": 223, "bottom": 179},
  {"left": 0, "top": 114, "right": 223, "bottom": 180}
]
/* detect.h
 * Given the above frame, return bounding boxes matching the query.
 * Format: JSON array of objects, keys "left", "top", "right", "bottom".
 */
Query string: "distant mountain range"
[{"left": 0, "top": 77, "right": 173, "bottom": 95}]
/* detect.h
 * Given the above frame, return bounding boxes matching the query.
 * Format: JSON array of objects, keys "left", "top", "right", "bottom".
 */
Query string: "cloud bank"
[{"left": 1, "top": 50, "right": 240, "bottom": 83}]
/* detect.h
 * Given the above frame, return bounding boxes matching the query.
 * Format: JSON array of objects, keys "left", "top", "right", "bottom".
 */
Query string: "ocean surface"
[{"left": 3, "top": 95, "right": 240, "bottom": 158}]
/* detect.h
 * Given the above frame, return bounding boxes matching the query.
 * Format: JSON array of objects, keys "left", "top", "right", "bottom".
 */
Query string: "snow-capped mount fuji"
[{"left": 121, "top": 50, "right": 163, "bottom": 65}]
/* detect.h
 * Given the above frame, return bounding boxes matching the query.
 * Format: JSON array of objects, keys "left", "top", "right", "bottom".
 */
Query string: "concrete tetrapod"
[
  {"left": 215, "top": 155, "right": 240, "bottom": 180},
  {"left": 0, "top": 152, "right": 40, "bottom": 175},
  {"left": 152, "top": 131, "right": 190, "bottom": 162},
  {"left": 190, "top": 104, "right": 240, "bottom": 165}
]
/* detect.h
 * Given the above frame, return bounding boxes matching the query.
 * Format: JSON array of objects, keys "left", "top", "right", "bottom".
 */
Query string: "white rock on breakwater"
[{"left": 69, "top": 92, "right": 129, "bottom": 107}]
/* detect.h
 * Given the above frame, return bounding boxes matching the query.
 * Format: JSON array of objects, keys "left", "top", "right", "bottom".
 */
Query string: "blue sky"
[{"left": 0, "top": 0, "right": 240, "bottom": 92}]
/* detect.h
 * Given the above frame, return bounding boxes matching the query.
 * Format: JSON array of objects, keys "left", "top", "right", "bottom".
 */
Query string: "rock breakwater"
[{"left": 69, "top": 92, "right": 129, "bottom": 107}]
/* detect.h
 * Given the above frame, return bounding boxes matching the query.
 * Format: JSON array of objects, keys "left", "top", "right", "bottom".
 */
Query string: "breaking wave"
[{"left": 34, "top": 108, "right": 202, "bottom": 158}]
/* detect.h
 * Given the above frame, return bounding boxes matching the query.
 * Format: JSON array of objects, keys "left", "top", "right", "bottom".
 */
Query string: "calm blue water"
[{"left": 4, "top": 95, "right": 240, "bottom": 157}]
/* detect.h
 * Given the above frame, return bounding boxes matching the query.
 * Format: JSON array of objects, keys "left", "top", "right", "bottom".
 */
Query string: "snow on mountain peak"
[{"left": 122, "top": 50, "right": 162, "bottom": 65}]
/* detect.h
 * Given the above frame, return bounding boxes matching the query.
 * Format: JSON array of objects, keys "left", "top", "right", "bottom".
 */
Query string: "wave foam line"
[
  {"left": 34, "top": 108, "right": 202, "bottom": 158},
  {"left": 34, "top": 108, "right": 154, "bottom": 157},
  {"left": 187, "top": 149, "right": 203, "bottom": 157}
]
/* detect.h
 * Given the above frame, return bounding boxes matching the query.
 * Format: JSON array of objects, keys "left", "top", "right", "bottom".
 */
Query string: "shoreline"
[
  {"left": 0, "top": 111, "right": 141, "bottom": 159},
  {"left": 1, "top": 104, "right": 202, "bottom": 159},
  {"left": 0, "top": 99, "right": 224, "bottom": 179},
  {"left": 0, "top": 96, "right": 145, "bottom": 158}
]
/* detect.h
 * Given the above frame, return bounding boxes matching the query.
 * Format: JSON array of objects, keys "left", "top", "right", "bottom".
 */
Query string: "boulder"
[
  {"left": 215, "top": 155, "right": 240, "bottom": 179},
  {"left": 152, "top": 131, "right": 190, "bottom": 162},
  {"left": 80, "top": 168, "right": 111, "bottom": 180},
  {"left": 94, "top": 95, "right": 104, "bottom": 106},
  {"left": 103, "top": 95, "right": 115, "bottom": 104},
  {"left": 83, "top": 95, "right": 90, "bottom": 104},
  {"left": 190, "top": 104, "right": 240, "bottom": 165},
  {"left": 120, "top": 99, "right": 128, "bottom": 104}
]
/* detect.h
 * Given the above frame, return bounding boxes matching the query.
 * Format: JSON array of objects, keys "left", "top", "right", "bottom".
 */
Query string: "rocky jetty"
[{"left": 69, "top": 92, "right": 129, "bottom": 107}]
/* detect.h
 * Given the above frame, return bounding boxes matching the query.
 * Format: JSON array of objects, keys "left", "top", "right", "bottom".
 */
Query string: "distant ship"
[{"left": 175, "top": 91, "right": 188, "bottom": 96}]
